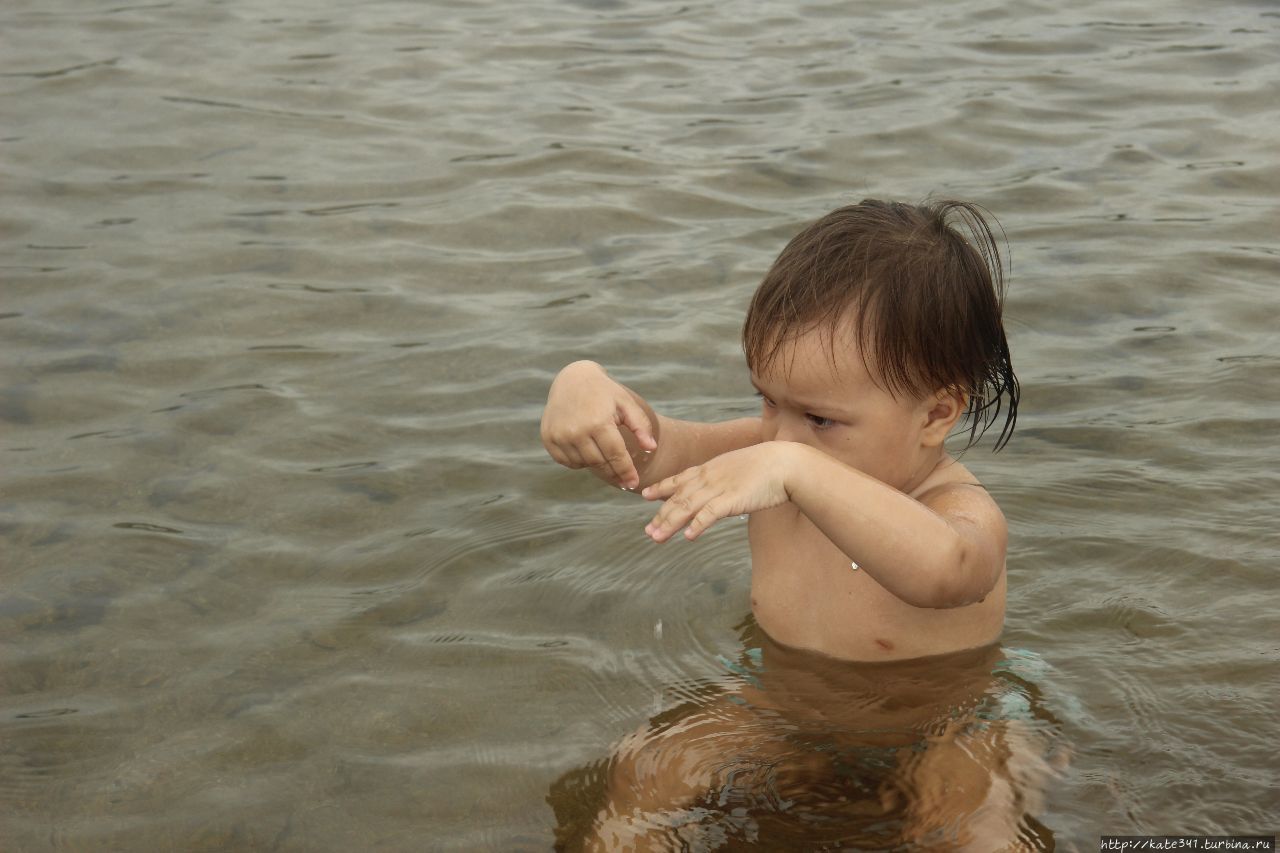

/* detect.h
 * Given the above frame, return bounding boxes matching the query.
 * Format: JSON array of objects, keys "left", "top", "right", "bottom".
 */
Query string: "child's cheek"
[
  {"left": 760, "top": 410, "right": 779, "bottom": 441},
  {"left": 824, "top": 428, "right": 863, "bottom": 467}
]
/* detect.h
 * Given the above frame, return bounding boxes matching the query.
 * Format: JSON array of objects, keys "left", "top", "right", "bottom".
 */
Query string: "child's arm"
[
  {"left": 640, "top": 442, "right": 1006, "bottom": 609},
  {"left": 540, "top": 360, "right": 761, "bottom": 491}
]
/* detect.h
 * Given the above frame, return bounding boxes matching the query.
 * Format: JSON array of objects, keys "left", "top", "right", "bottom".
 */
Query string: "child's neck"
[{"left": 903, "top": 447, "right": 954, "bottom": 497}]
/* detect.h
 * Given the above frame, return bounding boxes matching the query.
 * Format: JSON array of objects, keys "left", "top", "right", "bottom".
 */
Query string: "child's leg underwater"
[
  {"left": 575, "top": 654, "right": 1064, "bottom": 851},
  {"left": 583, "top": 690, "right": 800, "bottom": 851},
  {"left": 579, "top": 680, "right": 918, "bottom": 851},
  {"left": 883, "top": 715, "right": 1060, "bottom": 852},
  {"left": 585, "top": 712, "right": 1058, "bottom": 852}
]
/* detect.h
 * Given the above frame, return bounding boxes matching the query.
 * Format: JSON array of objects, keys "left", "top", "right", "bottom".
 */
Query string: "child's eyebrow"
[{"left": 749, "top": 377, "right": 851, "bottom": 417}]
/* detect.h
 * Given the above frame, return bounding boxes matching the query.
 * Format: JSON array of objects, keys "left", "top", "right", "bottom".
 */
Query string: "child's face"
[{"left": 750, "top": 326, "right": 941, "bottom": 492}]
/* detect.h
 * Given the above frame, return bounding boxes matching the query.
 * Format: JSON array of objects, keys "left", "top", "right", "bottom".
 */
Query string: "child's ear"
[{"left": 920, "top": 387, "right": 966, "bottom": 447}]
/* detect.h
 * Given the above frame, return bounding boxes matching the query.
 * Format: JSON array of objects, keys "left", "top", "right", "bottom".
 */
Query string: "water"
[{"left": 3, "top": 0, "right": 1277, "bottom": 848}]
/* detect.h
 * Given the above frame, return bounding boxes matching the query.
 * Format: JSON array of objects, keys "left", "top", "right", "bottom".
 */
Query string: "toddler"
[{"left": 541, "top": 200, "right": 1053, "bottom": 850}]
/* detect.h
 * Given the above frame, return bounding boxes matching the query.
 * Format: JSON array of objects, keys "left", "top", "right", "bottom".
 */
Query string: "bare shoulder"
[{"left": 915, "top": 461, "right": 1008, "bottom": 541}]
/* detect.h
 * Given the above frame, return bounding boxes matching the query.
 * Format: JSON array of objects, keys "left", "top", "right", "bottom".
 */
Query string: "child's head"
[{"left": 742, "top": 198, "right": 1019, "bottom": 451}]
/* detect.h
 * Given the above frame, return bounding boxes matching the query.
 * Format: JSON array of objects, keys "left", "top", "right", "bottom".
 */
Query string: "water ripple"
[{"left": 2, "top": 0, "right": 1278, "bottom": 847}]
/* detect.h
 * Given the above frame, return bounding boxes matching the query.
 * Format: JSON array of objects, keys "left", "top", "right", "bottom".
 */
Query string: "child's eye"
[
  {"left": 755, "top": 391, "right": 776, "bottom": 408},
  {"left": 805, "top": 413, "right": 834, "bottom": 429}
]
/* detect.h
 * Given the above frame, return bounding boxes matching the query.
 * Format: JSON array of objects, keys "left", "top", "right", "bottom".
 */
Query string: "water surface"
[{"left": 2, "top": 0, "right": 1277, "bottom": 849}]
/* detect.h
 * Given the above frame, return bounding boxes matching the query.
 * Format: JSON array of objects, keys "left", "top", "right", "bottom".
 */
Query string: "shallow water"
[{"left": 2, "top": 0, "right": 1277, "bottom": 849}]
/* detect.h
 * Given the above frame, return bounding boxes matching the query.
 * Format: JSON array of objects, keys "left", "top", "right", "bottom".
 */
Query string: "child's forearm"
[
  {"left": 632, "top": 414, "right": 761, "bottom": 490},
  {"left": 783, "top": 444, "right": 1003, "bottom": 609}
]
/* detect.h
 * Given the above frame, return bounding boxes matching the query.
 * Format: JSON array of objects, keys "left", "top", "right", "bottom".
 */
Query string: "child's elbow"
[{"left": 912, "top": 540, "right": 992, "bottom": 610}]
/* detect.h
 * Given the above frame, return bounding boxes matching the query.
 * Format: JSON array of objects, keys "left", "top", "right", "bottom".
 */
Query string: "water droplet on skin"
[{"left": 850, "top": 561, "right": 860, "bottom": 571}]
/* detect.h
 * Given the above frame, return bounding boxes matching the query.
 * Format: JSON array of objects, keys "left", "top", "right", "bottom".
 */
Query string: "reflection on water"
[{"left": 2, "top": 0, "right": 1277, "bottom": 849}]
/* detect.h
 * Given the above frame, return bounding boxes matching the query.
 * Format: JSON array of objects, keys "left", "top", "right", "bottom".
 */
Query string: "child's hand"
[
  {"left": 541, "top": 361, "right": 658, "bottom": 490},
  {"left": 641, "top": 442, "right": 797, "bottom": 542}
]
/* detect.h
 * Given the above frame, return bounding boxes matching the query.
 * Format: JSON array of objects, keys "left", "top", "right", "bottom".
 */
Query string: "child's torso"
[{"left": 748, "top": 503, "right": 1006, "bottom": 662}]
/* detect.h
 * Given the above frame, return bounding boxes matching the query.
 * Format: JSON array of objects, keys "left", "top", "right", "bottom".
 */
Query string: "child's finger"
[
  {"left": 645, "top": 507, "right": 688, "bottom": 542},
  {"left": 644, "top": 492, "right": 690, "bottom": 541},
  {"left": 645, "top": 486, "right": 717, "bottom": 542},
  {"left": 552, "top": 442, "right": 586, "bottom": 470},
  {"left": 617, "top": 399, "right": 657, "bottom": 451},
  {"left": 589, "top": 432, "right": 638, "bottom": 488},
  {"left": 641, "top": 466, "right": 697, "bottom": 501},
  {"left": 641, "top": 477, "right": 675, "bottom": 501},
  {"left": 683, "top": 498, "right": 728, "bottom": 540},
  {"left": 570, "top": 438, "right": 618, "bottom": 484}
]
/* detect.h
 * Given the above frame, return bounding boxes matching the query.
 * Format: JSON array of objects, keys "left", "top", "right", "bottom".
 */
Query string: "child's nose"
[{"left": 774, "top": 413, "right": 809, "bottom": 444}]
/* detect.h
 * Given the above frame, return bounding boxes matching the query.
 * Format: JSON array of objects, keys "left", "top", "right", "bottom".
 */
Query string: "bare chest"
[{"left": 746, "top": 505, "right": 1005, "bottom": 661}]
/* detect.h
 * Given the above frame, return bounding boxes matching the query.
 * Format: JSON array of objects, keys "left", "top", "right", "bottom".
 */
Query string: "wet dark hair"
[{"left": 742, "top": 198, "right": 1019, "bottom": 450}]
